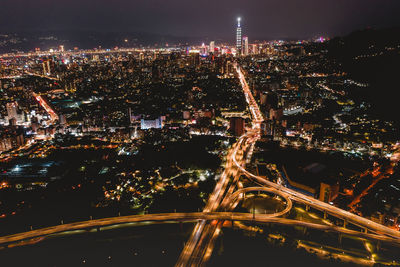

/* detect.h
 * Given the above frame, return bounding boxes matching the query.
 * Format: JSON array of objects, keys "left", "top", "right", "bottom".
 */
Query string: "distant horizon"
[
  {"left": 1, "top": 2, "right": 400, "bottom": 264},
  {"left": 1, "top": 25, "right": 399, "bottom": 41},
  {"left": 1, "top": 26, "right": 399, "bottom": 54}
]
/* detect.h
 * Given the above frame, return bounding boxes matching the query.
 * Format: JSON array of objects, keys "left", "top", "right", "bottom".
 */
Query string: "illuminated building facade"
[
  {"left": 243, "top": 36, "right": 249, "bottom": 55},
  {"left": 6, "top": 102, "right": 18, "bottom": 121},
  {"left": 236, "top": 17, "right": 242, "bottom": 55},
  {"left": 209, "top": 41, "right": 215, "bottom": 53},
  {"left": 141, "top": 117, "right": 164, "bottom": 130}
]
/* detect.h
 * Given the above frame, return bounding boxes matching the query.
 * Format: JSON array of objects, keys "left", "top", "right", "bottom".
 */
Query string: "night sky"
[{"left": 1, "top": 0, "right": 400, "bottom": 39}]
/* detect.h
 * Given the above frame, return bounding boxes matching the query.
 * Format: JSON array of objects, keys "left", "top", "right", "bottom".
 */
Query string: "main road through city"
[
  {"left": 32, "top": 92, "right": 59, "bottom": 122},
  {"left": 176, "top": 62, "right": 400, "bottom": 266},
  {"left": 232, "top": 63, "right": 400, "bottom": 240},
  {"left": 1, "top": 62, "right": 400, "bottom": 266}
]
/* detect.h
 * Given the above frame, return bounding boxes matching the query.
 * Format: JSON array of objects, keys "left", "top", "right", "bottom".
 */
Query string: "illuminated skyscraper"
[
  {"left": 200, "top": 43, "right": 207, "bottom": 55},
  {"left": 42, "top": 60, "right": 51, "bottom": 75},
  {"left": 243, "top": 36, "right": 249, "bottom": 56},
  {"left": 139, "top": 52, "right": 144, "bottom": 62},
  {"left": 236, "top": 17, "right": 242, "bottom": 56},
  {"left": 188, "top": 50, "right": 201, "bottom": 67},
  {"left": 6, "top": 101, "right": 18, "bottom": 121},
  {"left": 209, "top": 41, "right": 215, "bottom": 53}
]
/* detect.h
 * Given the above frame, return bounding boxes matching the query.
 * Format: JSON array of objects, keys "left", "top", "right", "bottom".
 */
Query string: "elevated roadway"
[
  {"left": 1, "top": 212, "right": 398, "bottom": 248},
  {"left": 182, "top": 63, "right": 400, "bottom": 266},
  {"left": 231, "top": 64, "right": 400, "bottom": 241},
  {"left": 2, "top": 62, "right": 399, "bottom": 266}
]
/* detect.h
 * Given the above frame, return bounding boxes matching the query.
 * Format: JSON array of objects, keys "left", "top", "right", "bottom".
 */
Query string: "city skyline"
[{"left": 1, "top": 2, "right": 400, "bottom": 267}]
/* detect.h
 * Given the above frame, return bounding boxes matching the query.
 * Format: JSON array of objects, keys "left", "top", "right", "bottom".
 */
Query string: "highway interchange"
[
  {"left": 1, "top": 62, "right": 399, "bottom": 266},
  {"left": 175, "top": 63, "right": 400, "bottom": 266}
]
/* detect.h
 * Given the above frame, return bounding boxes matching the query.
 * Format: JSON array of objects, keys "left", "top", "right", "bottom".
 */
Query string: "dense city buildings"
[{"left": 1, "top": 3, "right": 400, "bottom": 266}]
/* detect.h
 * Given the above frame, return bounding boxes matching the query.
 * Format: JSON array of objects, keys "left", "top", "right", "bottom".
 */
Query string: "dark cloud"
[{"left": 1, "top": 0, "right": 399, "bottom": 39}]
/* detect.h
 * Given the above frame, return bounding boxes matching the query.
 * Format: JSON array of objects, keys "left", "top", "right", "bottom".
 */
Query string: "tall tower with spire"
[{"left": 236, "top": 17, "right": 242, "bottom": 56}]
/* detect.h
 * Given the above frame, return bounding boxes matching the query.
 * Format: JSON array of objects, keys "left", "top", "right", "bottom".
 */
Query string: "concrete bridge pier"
[{"left": 323, "top": 211, "right": 327, "bottom": 219}]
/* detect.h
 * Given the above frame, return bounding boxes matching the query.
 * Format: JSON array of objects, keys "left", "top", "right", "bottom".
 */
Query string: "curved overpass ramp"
[{"left": 1, "top": 212, "right": 399, "bottom": 247}]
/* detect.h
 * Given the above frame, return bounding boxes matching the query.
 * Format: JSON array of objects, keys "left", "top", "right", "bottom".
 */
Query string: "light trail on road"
[
  {"left": 230, "top": 64, "right": 400, "bottom": 241},
  {"left": 233, "top": 141, "right": 400, "bottom": 240},
  {"left": 176, "top": 63, "right": 265, "bottom": 266},
  {"left": 3, "top": 62, "right": 399, "bottom": 267},
  {"left": 176, "top": 139, "right": 245, "bottom": 266},
  {"left": 1, "top": 212, "right": 398, "bottom": 248},
  {"left": 186, "top": 63, "right": 400, "bottom": 265},
  {"left": 32, "top": 92, "right": 59, "bottom": 122}
]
